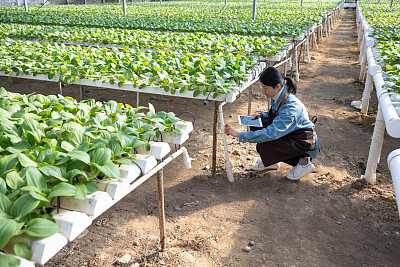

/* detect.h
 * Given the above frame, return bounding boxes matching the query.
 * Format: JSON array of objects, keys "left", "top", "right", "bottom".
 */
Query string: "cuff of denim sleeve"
[
  {"left": 238, "top": 132, "right": 246, "bottom": 143},
  {"left": 261, "top": 112, "right": 268, "bottom": 118}
]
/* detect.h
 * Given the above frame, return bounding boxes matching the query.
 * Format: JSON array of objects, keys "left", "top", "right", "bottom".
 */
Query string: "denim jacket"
[{"left": 238, "top": 86, "right": 319, "bottom": 158}]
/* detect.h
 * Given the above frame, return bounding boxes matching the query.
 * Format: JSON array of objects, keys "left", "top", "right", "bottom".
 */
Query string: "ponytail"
[{"left": 284, "top": 77, "right": 297, "bottom": 95}]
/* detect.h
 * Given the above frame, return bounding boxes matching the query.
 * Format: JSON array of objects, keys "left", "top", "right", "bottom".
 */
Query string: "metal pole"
[
  {"left": 157, "top": 168, "right": 166, "bottom": 250},
  {"left": 23, "top": 0, "right": 28, "bottom": 11},
  {"left": 248, "top": 85, "right": 253, "bottom": 116},
  {"left": 79, "top": 86, "right": 84, "bottom": 101},
  {"left": 136, "top": 92, "right": 139, "bottom": 107},
  {"left": 252, "top": 0, "right": 256, "bottom": 20},
  {"left": 211, "top": 101, "right": 218, "bottom": 176},
  {"left": 59, "top": 83, "right": 63, "bottom": 96},
  {"left": 225, "top": 0, "right": 227, "bottom": 6},
  {"left": 123, "top": 0, "right": 127, "bottom": 16},
  {"left": 390, "top": 0, "right": 393, "bottom": 8},
  {"left": 301, "top": 0, "right": 303, "bottom": 6}
]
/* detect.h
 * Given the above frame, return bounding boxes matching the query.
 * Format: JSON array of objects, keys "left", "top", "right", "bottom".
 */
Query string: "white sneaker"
[
  {"left": 286, "top": 160, "right": 315, "bottom": 180},
  {"left": 252, "top": 160, "right": 280, "bottom": 171}
]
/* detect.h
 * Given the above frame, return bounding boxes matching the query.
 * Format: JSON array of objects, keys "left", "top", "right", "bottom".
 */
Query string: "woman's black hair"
[{"left": 259, "top": 66, "right": 297, "bottom": 95}]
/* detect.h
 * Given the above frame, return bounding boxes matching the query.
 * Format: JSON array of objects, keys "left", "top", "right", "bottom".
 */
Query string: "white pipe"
[
  {"left": 218, "top": 102, "right": 234, "bottom": 182},
  {"left": 366, "top": 47, "right": 382, "bottom": 77},
  {"left": 361, "top": 73, "right": 374, "bottom": 115},
  {"left": 181, "top": 147, "right": 192, "bottom": 169},
  {"left": 388, "top": 149, "right": 400, "bottom": 218},
  {"left": 359, "top": 37, "right": 376, "bottom": 79},
  {"left": 363, "top": 104, "right": 385, "bottom": 184},
  {"left": 373, "top": 74, "right": 400, "bottom": 138}
]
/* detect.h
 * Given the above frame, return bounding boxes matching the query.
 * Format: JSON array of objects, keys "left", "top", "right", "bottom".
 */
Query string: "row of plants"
[
  {"left": 0, "top": 23, "right": 290, "bottom": 57},
  {"left": 0, "top": 87, "right": 184, "bottom": 264},
  {"left": 359, "top": 1, "right": 400, "bottom": 94},
  {"left": 0, "top": 0, "right": 342, "bottom": 37},
  {"left": 3, "top": 1, "right": 342, "bottom": 21},
  {"left": 0, "top": 38, "right": 257, "bottom": 98},
  {"left": 374, "top": 41, "right": 400, "bottom": 94}
]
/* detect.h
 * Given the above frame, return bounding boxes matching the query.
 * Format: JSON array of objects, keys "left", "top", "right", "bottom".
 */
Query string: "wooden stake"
[
  {"left": 157, "top": 168, "right": 166, "bottom": 250},
  {"left": 211, "top": 101, "right": 218, "bottom": 176}
]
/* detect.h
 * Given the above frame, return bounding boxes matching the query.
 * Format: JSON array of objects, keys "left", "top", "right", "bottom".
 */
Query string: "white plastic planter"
[
  {"left": 4, "top": 234, "right": 68, "bottom": 265},
  {"left": 57, "top": 191, "right": 113, "bottom": 218},
  {"left": 136, "top": 141, "right": 171, "bottom": 159},
  {"left": 52, "top": 209, "right": 92, "bottom": 241},
  {"left": 175, "top": 121, "right": 193, "bottom": 133}
]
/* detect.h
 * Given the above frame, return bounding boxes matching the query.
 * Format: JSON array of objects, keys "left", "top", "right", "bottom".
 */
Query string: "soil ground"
[{"left": 1, "top": 8, "right": 400, "bottom": 267}]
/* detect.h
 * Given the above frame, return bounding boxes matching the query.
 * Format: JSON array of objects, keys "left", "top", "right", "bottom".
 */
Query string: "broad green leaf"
[
  {"left": 84, "top": 181, "right": 99, "bottom": 194},
  {"left": 0, "top": 254, "right": 21, "bottom": 267},
  {"left": 9, "top": 194, "right": 40, "bottom": 220},
  {"left": 66, "top": 169, "right": 88, "bottom": 181},
  {"left": 0, "top": 218, "right": 18, "bottom": 249},
  {"left": 115, "top": 158, "right": 134, "bottom": 165},
  {"left": 61, "top": 141, "right": 75, "bottom": 152},
  {"left": 38, "top": 166, "right": 68, "bottom": 182},
  {"left": 48, "top": 182, "right": 76, "bottom": 198},
  {"left": 94, "top": 162, "right": 120, "bottom": 179},
  {"left": 17, "top": 153, "right": 37, "bottom": 168},
  {"left": 29, "top": 191, "right": 49, "bottom": 203},
  {"left": 14, "top": 242, "right": 32, "bottom": 260},
  {"left": 91, "top": 148, "right": 112, "bottom": 166},
  {"left": 24, "top": 218, "right": 59, "bottom": 238},
  {"left": 74, "top": 183, "right": 87, "bottom": 200},
  {"left": 0, "top": 154, "right": 19, "bottom": 176},
  {"left": 0, "top": 179, "right": 7, "bottom": 194},
  {"left": 68, "top": 151, "right": 90, "bottom": 164},
  {"left": 5, "top": 171, "right": 24, "bottom": 190},
  {"left": 24, "top": 167, "right": 47, "bottom": 189},
  {"left": 0, "top": 192, "right": 11, "bottom": 213}
]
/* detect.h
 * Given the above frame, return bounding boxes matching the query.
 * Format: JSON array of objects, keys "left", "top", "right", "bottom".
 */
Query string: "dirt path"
[{"left": 1, "top": 8, "right": 400, "bottom": 267}]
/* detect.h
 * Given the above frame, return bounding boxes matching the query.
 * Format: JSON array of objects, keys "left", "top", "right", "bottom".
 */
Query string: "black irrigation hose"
[
  {"left": 176, "top": 111, "right": 196, "bottom": 126},
  {"left": 130, "top": 160, "right": 144, "bottom": 177}
]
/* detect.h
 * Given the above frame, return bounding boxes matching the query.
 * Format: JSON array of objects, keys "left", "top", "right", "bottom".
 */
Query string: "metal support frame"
[
  {"left": 79, "top": 85, "right": 84, "bottom": 101},
  {"left": 252, "top": 0, "right": 256, "bottom": 20},
  {"left": 59, "top": 82, "right": 63, "bottom": 96},
  {"left": 123, "top": 0, "right": 127, "bottom": 16}
]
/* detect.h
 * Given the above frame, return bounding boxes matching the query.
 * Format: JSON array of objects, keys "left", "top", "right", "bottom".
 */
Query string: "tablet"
[{"left": 238, "top": 115, "right": 262, "bottom": 127}]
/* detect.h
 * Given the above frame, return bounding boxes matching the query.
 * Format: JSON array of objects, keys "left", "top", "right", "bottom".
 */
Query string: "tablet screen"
[{"left": 238, "top": 115, "right": 262, "bottom": 127}]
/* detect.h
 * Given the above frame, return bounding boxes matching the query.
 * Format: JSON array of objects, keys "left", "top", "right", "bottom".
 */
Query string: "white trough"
[
  {"left": 388, "top": 149, "right": 400, "bottom": 219},
  {"left": 52, "top": 209, "right": 92, "bottom": 241},
  {"left": 4, "top": 233, "right": 68, "bottom": 265},
  {"left": 55, "top": 191, "right": 113, "bottom": 218},
  {"left": 136, "top": 141, "right": 171, "bottom": 160}
]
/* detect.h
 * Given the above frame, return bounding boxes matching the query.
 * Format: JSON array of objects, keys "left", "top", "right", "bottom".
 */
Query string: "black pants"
[{"left": 250, "top": 120, "right": 314, "bottom": 167}]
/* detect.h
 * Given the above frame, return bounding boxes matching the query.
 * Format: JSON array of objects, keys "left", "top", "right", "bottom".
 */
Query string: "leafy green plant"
[
  {"left": 0, "top": 39, "right": 257, "bottom": 98},
  {"left": 0, "top": 23, "right": 290, "bottom": 58},
  {"left": 0, "top": 1, "right": 342, "bottom": 37},
  {"left": 0, "top": 87, "right": 185, "bottom": 260}
]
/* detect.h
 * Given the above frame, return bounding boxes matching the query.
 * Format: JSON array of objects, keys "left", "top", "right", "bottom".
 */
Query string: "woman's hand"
[
  {"left": 251, "top": 113, "right": 263, "bottom": 119},
  {"left": 224, "top": 124, "right": 239, "bottom": 137}
]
